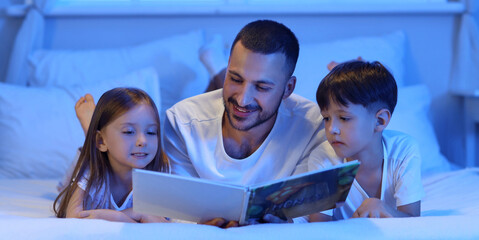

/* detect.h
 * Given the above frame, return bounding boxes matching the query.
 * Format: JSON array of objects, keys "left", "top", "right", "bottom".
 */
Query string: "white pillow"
[
  {"left": 294, "top": 31, "right": 406, "bottom": 102},
  {"left": 388, "top": 84, "right": 451, "bottom": 175},
  {"left": 0, "top": 68, "right": 161, "bottom": 179},
  {"left": 28, "top": 30, "right": 209, "bottom": 115}
]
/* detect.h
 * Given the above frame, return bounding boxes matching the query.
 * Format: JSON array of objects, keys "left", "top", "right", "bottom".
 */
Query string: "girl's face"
[
  {"left": 320, "top": 99, "right": 378, "bottom": 161},
  {"left": 97, "top": 103, "right": 159, "bottom": 174}
]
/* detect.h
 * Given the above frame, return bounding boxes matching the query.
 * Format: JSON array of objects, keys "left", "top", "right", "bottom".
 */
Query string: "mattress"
[{"left": 1, "top": 169, "right": 478, "bottom": 239}]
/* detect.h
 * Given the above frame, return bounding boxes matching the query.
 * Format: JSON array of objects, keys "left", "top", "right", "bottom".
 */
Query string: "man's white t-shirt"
[
  {"left": 164, "top": 89, "right": 326, "bottom": 186},
  {"left": 308, "top": 130, "right": 425, "bottom": 220}
]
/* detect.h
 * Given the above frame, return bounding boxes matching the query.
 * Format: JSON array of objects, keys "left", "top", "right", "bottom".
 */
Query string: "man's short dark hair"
[
  {"left": 231, "top": 19, "right": 299, "bottom": 77},
  {"left": 316, "top": 60, "right": 398, "bottom": 114}
]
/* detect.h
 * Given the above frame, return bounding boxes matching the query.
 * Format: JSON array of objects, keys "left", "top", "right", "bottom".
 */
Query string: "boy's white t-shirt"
[
  {"left": 308, "top": 130, "right": 425, "bottom": 220},
  {"left": 77, "top": 171, "right": 133, "bottom": 211},
  {"left": 164, "top": 89, "right": 326, "bottom": 186}
]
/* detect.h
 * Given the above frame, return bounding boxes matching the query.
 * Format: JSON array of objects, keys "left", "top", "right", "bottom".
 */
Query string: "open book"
[{"left": 133, "top": 161, "right": 359, "bottom": 225}]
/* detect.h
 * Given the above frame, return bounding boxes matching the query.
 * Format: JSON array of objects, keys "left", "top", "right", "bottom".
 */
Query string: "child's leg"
[
  {"left": 327, "top": 57, "right": 364, "bottom": 71},
  {"left": 205, "top": 68, "right": 226, "bottom": 92},
  {"left": 327, "top": 61, "right": 340, "bottom": 71},
  {"left": 75, "top": 94, "right": 95, "bottom": 135},
  {"left": 200, "top": 34, "right": 228, "bottom": 92}
]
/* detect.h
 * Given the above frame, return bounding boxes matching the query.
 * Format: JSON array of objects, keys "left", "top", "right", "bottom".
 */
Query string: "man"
[{"left": 164, "top": 20, "right": 326, "bottom": 225}]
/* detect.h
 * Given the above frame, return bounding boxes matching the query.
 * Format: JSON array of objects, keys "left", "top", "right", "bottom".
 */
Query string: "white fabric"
[
  {"left": 387, "top": 84, "right": 451, "bottom": 175},
  {"left": 27, "top": 30, "right": 209, "bottom": 119},
  {"left": 309, "top": 130, "right": 425, "bottom": 220},
  {"left": 293, "top": 31, "right": 406, "bottom": 104},
  {"left": 5, "top": 9, "right": 43, "bottom": 85},
  {"left": 77, "top": 171, "right": 133, "bottom": 211},
  {"left": 57, "top": 149, "right": 81, "bottom": 191},
  {"left": 164, "top": 89, "right": 326, "bottom": 186},
  {"left": 0, "top": 216, "right": 478, "bottom": 240},
  {"left": 1, "top": 169, "right": 479, "bottom": 239},
  {"left": 0, "top": 68, "right": 160, "bottom": 179},
  {"left": 5, "top": 0, "right": 55, "bottom": 85},
  {"left": 450, "top": 0, "right": 479, "bottom": 92}
]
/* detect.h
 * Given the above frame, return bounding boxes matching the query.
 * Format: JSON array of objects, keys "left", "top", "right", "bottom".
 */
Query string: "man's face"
[{"left": 223, "top": 41, "right": 291, "bottom": 132}]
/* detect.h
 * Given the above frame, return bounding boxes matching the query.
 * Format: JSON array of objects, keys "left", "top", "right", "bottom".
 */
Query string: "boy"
[{"left": 309, "top": 60, "right": 424, "bottom": 221}]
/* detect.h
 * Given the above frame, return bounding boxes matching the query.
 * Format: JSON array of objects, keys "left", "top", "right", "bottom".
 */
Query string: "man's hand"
[
  {"left": 201, "top": 218, "right": 239, "bottom": 228},
  {"left": 352, "top": 198, "right": 394, "bottom": 218},
  {"left": 201, "top": 214, "right": 291, "bottom": 227}
]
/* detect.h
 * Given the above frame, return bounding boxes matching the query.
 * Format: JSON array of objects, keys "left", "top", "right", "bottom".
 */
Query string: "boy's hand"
[{"left": 352, "top": 198, "right": 393, "bottom": 218}]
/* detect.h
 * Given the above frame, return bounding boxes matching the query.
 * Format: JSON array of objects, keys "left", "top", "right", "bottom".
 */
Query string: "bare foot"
[
  {"left": 75, "top": 94, "right": 95, "bottom": 135},
  {"left": 200, "top": 34, "right": 228, "bottom": 79},
  {"left": 327, "top": 61, "right": 339, "bottom": 71},
  {"left": 205, "top": 68, "right": 226, "bottom": 92},
  {"left": 327, "top": 56, "right": 364, "bottom": 71}
]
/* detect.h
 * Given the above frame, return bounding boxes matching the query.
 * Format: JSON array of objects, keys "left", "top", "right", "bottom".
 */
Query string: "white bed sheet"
[{"left": 1, "top": 169, "right": 479, "bottom": 239}]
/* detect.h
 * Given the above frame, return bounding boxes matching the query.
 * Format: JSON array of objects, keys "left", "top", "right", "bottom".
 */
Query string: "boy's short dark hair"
[
  {"left": 231, "top": 19, "right": 299, "bottom": 77},
  {"left": 316, "top": 60, "right": 398, "bottom": 114}
]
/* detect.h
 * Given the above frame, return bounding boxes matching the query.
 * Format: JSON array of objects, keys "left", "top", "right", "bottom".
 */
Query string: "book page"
[{"left": 245, "top": 161, "right": 359, "bottom": 222}]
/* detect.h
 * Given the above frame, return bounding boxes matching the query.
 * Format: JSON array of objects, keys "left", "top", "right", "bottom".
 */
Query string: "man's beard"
[{"left": 223, "top": 95, "right": 283, "bottom": 132}]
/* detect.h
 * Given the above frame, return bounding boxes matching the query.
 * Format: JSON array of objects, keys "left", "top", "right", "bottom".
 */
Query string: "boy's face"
[{"left": 321, "top": 99, "right": 378, "bottom": 161}]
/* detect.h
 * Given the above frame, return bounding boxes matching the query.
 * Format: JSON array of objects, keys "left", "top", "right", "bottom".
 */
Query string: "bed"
[
  {"left": 1, "top": 1, "right": 479, "bottom": 239},
  {"left": 1, "top": 169, "right": 479, "bottom": 239}
]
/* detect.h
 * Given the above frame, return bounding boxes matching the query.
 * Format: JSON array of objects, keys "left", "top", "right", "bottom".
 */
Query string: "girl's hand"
[
  {"left": 121, "top": 208, "right": 170, "bottom": 223},
  {"left": 79, "top": 209, "right": 136, "bottom": 223},
  {"left": 139, "top": 214, "right": 170, "bottom": 223},
  {"left": 352, "top": 198, "right": 394, "bottom": 218}
]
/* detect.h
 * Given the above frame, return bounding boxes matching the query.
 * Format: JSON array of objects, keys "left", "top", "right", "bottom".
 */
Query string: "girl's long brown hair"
[{"left": 54, "top": 88, "right": 168, "bottom": 218}]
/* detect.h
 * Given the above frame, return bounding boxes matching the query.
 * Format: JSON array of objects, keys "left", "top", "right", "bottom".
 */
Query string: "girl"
[{"left": 54, "top": 87, "right": 169, "bottom": 223}]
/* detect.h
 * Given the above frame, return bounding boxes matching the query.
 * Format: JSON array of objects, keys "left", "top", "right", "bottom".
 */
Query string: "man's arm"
[
  {"left": 292, "top": 121, "right": 326, "bottom": 176},
  {"left": 163, "top": 108, "right": 199, "bottom": 177}
]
